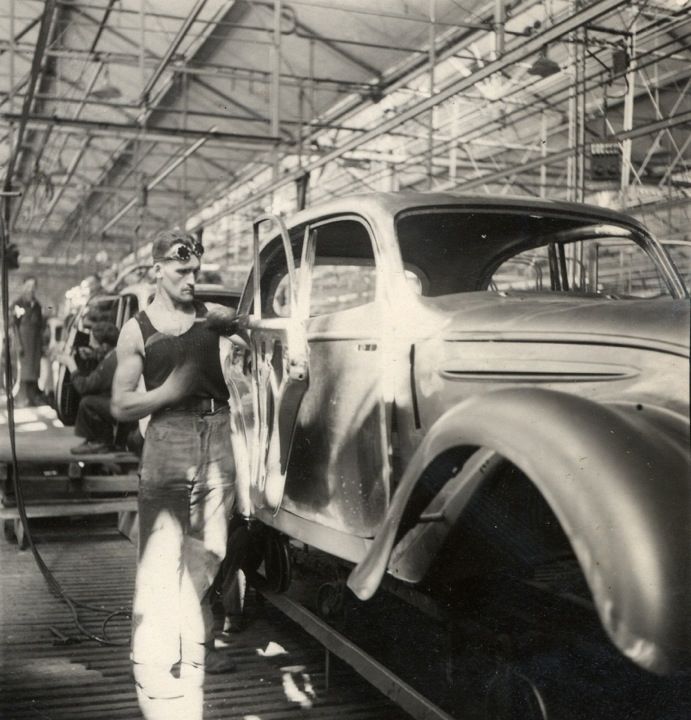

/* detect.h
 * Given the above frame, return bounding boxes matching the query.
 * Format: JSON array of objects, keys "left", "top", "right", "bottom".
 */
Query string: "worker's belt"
[{"left": 173, "top": 397, "right": 228, "bottom": 415}]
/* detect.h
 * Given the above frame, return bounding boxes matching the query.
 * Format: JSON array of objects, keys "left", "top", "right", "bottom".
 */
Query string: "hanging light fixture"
[
  {"left": 606, "top": 44, "right": 629, "bottom": 99},
  {"left": 89, "top": 64, "right": 122, "bottom": 100},
  {"left": 528, "top": 46, "right": 561, "bottom": 78}
]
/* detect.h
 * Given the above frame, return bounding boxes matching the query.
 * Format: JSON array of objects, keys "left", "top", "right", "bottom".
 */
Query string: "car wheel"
[
  {"left": 55, "top": 365, "right": 80, "bottom": 426},
  {"left": 484, "top": 665, "right": 548, "bottom": 720}
]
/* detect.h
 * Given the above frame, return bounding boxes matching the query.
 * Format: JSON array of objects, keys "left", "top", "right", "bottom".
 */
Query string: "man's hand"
[
  {"left": 205, "top": 306, "right": 239, "bottom": 335},
  {"left": 158, "top": 363, "right": 196, "bottom": 406}
]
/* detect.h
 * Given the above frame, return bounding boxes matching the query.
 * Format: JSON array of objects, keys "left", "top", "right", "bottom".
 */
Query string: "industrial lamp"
[
  {"left": 606, "top": 45, "right": 629, "bottom": 98},
  {"left": 528, "top": 47, "right": 561, "bottom": 78},
  {"left": 89, "top": 65, "right": 122, "bottom": 100}
]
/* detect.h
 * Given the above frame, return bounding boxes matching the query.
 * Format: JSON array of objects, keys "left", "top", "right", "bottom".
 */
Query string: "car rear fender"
[{"left": 347, "top": 387, "right": 690, "bottom": 674}]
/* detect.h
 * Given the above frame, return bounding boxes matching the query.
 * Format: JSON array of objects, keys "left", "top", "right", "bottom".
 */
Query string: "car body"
[
  {"left": 55, "top": 281, "right": 239, "bottom": 426},
  {"left": 225, "top": 192, "right": 690, "bottom": 677}
]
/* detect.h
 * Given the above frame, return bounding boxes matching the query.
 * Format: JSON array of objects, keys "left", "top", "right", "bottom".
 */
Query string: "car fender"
[{"left": 347, "top": 387, "right": 690, "bottom": 674}]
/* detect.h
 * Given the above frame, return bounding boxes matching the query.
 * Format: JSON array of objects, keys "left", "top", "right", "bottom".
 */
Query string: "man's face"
[
  {"left": 23, "top": 278, "right": 36, "bottom": 297},
  {"left": 155, "top": 246, "right": 200, "bottom": 305}
]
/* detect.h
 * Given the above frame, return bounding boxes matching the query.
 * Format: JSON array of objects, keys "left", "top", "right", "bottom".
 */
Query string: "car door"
[
  {"left": 226, "top": 215, "right": 310, "bottom": 516},
  {"left": 282, "top": 216, "right": 392, "bottom": 539}
]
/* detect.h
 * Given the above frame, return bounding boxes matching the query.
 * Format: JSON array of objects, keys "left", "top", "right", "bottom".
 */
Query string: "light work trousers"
[{"left": 131, "top": 406, "right": 235, "bottom": 720}]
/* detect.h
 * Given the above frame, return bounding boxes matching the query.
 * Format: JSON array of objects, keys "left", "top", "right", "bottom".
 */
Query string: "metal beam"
[
  {"left": 261, "top": 590, "right": 454, "bottom": 720},
  {"left": 0, "top": 39, "right": 102, "bottom": 112},
  {"left": 626, "top": 194, "right": 691, "bottom": 217},
  {"left": 68, "top": 5, "right": 157, "bottom": 58},
  {"left": 89, "top": 0, "right": 117, "bottom": 53},
  {"left": 8, "top": 92, "right": 375, "bottom": 132},
  {"left": 9, "top": 1, "right": 62, "bottom": 184},
  {"left": 53, "top": 0, "right": 242, "bottom": 243},
  {"left": 140, "top": 0, "right": 209, "bottom": 104},
  {"left": 18, "top": 62, "right": 104, "bottom": 232},
  {"left": 2, "top": 0, "right": 56, "bottom": 212},
  {"left": 37, "top": 135, "right": 91, "bottom": 230},
  {"left": 193, "top": 0, "right": 632, "bottom": 229},
  {"left": 100, "top": 128, "right": 221, "bottom": 234},
  {"left": 292, "top": 16, "right": 381, "bottom": 79},
  {"left": 47, "top": 183, "right": 193, "bottom": 195},
  {"left": 455, "top": 108, "right": 691, "bottom": 192},
  {"left": 191, "top": 76, "right": 275, "bottom": 125},
  {"left": 0, "top": 42, "right": 399, "bottom": 92},
  {"left": 0, "top": 13, "right": 40, "bottom": 58},
  {"left": 0, "top": 112, "right": 287, "bottom": 148},
  {"left": 304, "top": 0, "right": 631, "bottom": 176}
]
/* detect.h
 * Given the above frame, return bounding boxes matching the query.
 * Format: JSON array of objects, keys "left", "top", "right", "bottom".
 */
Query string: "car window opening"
[{"left": 396, "top": 209, "right": 676, "bottom": 299}]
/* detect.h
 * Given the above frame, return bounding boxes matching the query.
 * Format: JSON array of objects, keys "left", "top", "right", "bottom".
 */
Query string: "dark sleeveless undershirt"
[{"left": 135, "top": 300, "right": 229, "bottom": 402}]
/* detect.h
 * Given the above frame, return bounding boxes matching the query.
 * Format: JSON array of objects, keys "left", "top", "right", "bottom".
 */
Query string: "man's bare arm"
[{"left": 110, "top": 318, "right": 192, "bottom": 422}]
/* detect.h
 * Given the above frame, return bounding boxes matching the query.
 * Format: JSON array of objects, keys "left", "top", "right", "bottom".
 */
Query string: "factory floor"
[{"left": 0, "top": 404, "right": 405, "bottom": 720}]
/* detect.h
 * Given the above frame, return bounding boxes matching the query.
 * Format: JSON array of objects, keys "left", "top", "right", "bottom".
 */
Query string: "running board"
[{"left": 260, "top": 589, "right": 455, "bottom": 720}]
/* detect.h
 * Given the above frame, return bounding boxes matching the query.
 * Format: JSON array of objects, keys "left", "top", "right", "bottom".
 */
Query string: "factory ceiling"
[{"left": 1, "top": 0, "right": 690, "bottom": 284}]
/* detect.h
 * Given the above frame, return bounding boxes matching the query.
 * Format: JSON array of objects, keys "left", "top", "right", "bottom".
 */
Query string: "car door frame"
[
  {"left": 241, "top": 214, "right": 311, "bottom": 515},
  {"left": 276, "top": 212, "right": 396, "bottom": 540}
]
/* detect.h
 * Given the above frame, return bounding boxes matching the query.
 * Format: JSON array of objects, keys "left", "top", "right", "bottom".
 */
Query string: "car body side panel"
[
  {"left": 414, "top": 337, "right": 690, "bottom": 429},
  {"left": 347, "top": 387, "right": 690, "bottom": 675},
  {"left": 283, "top": 303, "right": 391, "bottom": 537}
]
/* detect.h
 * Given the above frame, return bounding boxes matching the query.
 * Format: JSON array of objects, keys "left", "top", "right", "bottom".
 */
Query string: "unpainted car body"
[{"left": 225, "top": 192, "right": 690, "bottom": 676}]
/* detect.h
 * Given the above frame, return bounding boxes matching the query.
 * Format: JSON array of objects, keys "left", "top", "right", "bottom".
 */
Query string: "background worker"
[
  {"left": 11, "top": 275, "right": 46, "bottom": 407},
  {"left": 111, "top": 230, "right": 239, "bottom": 720},
  {"left": 57, "top": 321, "right": 120, "bottom": 455}
]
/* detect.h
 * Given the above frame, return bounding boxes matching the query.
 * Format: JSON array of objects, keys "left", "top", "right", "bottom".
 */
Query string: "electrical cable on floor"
[{"left": 1, "top": 210, "right": 131, "bottom": 647}]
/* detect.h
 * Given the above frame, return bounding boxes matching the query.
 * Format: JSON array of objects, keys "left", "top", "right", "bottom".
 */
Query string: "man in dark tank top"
[{"left": 111, "top": 230, "right": 242, "bottom": 720}]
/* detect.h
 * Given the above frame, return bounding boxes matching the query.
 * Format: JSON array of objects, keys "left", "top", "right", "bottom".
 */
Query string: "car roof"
[{"left": 282, "top": 192, "right": 649, "bottom": 235}]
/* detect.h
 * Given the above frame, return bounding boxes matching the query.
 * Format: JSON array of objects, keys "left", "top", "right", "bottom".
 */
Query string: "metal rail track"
[{"left": 260, "top": 589, "right": 454, "bottom": 720}]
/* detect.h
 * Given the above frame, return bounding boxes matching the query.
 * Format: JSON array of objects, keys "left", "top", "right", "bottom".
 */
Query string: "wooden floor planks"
[{"left": 0, "top": 517, "right": 408, "bottom": 720}]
